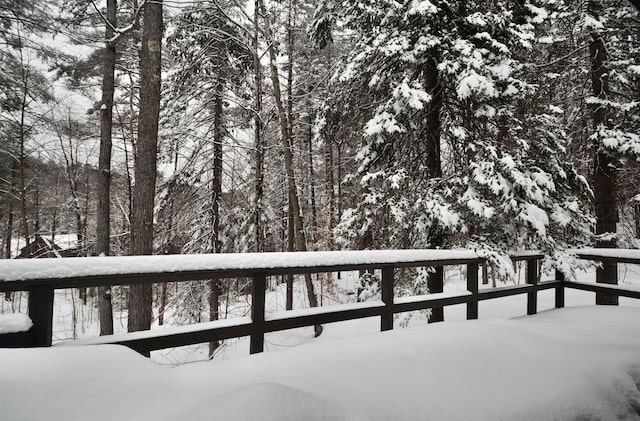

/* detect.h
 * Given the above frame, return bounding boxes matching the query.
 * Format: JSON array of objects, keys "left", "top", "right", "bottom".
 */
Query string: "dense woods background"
[{"left": 1, "top": 0, "right": 638, "bottom": 342}]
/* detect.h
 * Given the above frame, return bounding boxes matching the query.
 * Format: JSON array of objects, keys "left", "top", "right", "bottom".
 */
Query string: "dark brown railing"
[{"left": 1, "top": 248, "right": 639, "bottom": 355}]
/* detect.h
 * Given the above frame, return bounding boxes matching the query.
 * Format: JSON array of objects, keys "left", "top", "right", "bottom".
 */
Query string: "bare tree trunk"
[
  {"left": 129, "top": 0, "right": 163, "bottom": 336},
  {"left": 4, "top": 157, "right": 16, "bottom": 300},
  {"left": 18, "top": 64, "right": 30, "bottom": 258},
  {"left": 287, "top": 204, "right": 294, "bottom": 310},
  {"left": 96, "top": 0, "right": 117, "bottom": 336},
  {"left": 635, "top": 203, "right": 640, "bottom": 240},
  {"left": 423, "top": 54, "right": 445, "bottom": 323},
  {"left": 209, "top": 81, "right": 224, "bottom": 358},
  {"left": 589, "top": 0, "right": 618, "bottom": 305},
  {"left": 253, "top": 0, "right": 264, "bottom": 253},
  {"left": 308, "top": 110, "right": 318, "bottom": 243},
  {"left": 337, "top": 141, "right": 343, "bottom": 218},
  {"left": 259, "top": 0, "right": 321, "bottom": 336},
  {"left": 324, "top": 131, "right": 335, "bottom": 250},
  {"left": 158, "top": 282, "right": 167, "bottom": 325},
  {"left": 4, "top": 156, "right": 17, "bottom": 260}
]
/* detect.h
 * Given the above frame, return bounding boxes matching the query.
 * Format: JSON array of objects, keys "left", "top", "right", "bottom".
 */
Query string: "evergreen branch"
[
  {"left": 530, "top": 45, "right": 588, "bottom": 69},
  {"left": 90, "top": 0, "right": 145, "bottom": 45}
]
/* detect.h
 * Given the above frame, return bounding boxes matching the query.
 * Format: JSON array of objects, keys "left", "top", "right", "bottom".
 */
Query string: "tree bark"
[
  {"left": 18, "top": 61, "right": 31, "bottom": 258},
  {"left": 308, "top": 109, "right": 318, "bottom": 242},
  {"left": 324, "top": 132, "right": 335, "bottom": 250},
  {"left": 589, "top": 0, "right": 618, "bottom": 305},
  {"left": 424, "top": 54, "right": 445, "bottom": 323},
  {"left": 4, "top": 156, "right": 17, "bottom": 260},
  {"left": 208, "top": 80, "right": 224, "bottom": 358},
  {"left": 129, "top": 0, "right": 163, "bottom": 335},
  {"left": 97, "top": 0, "right": 117, "bottom": 336},
  {"left": 253, "top": 0, "right": 264, "bottom": 253}
]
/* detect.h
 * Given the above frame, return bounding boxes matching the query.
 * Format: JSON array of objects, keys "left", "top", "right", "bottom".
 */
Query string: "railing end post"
[
  {"left": 250, "top": 272, "right": 267, "bottom": 354},
  {"left": 526, "top": 258, "right": 538, "bottom": 315},
  {"left": 381, "top": 267, "right": 394, "bottom": 331},
  {"left": 555, "top": 269, "right": 565, "bottom": 309},
  {"left": 466, "top": 261, "right": 479, "bottom": 320},
  {"left": 28, "top": 285, "right": 54, "bottom": 347}
]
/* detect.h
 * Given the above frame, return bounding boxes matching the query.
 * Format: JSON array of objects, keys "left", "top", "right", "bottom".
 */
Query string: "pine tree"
[{"left": 322, "top": 0, "right": 594, "bottom": 295}]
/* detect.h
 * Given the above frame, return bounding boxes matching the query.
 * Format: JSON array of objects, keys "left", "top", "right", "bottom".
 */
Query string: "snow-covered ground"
[
  {"left": 2, "top": 305, "right": 640, "bottom": 421},
  {"left": 2, "top": 262, "right": 640, "bottom": 420}
]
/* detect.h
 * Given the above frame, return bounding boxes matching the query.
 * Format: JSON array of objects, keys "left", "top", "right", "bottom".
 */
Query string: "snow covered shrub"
[{"left": 357, "top": 271, "right": 380, "bottom": 302}]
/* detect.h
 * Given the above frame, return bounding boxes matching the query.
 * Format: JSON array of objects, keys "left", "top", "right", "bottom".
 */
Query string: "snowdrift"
[{"left": 1, "top": 306, "right": 640, "bottom": 421}]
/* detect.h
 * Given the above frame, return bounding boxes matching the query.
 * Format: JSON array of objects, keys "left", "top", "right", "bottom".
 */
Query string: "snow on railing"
[{"left": 0, "top": 248, "right": 639, "bottom": 355}]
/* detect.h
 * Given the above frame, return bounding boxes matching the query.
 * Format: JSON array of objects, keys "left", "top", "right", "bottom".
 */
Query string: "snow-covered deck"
[{"left": 2, "top": 306, "right": 639, "bottom": 420}]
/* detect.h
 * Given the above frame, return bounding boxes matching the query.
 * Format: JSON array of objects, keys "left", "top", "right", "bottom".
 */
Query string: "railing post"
[
  {"left": 428, "top": 266, "right": 444, "bottom": 323},
  {"left": 250, "top": 272, "right": 266, "bottom": 354},
  {"left": 467, "top": 261, "right": 479, "bottom": 320},
  {"left": 596, "top": 257, "right": 619, "bottom": 305},
  {"left": 526, "top": 258, "right": 538, "bottom": 315},
  {"left": 381, "top": 266, "right": 394, "bottom": 331},
  {"left": 555, "top": 269, "right": 565, "bottom": 308},
  {"left": 28, "top": 285, "right": 54, "bottom": 347}
]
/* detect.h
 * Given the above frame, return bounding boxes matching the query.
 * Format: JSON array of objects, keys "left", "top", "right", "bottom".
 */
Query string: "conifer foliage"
[{"left": 327, "top": 0, "right": 596, "bottom": 279}]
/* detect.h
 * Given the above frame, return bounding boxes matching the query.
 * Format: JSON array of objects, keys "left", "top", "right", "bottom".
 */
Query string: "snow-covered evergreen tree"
[{"left": 321, "top": 0, "right": 594, "bottom": 280}]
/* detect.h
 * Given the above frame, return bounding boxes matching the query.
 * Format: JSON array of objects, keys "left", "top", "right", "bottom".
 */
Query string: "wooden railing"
[{"left": 1, "top": 248, "right": 639, "bottom": 355}]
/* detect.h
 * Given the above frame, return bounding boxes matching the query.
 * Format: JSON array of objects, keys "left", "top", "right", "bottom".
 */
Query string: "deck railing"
[{"left": 1, "top": 248, "right": 639, "bottom": 355}]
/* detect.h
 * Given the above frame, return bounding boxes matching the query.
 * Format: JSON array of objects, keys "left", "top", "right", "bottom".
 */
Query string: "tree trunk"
[
  {"left": 635, "top": 202, "right": 640, "bottom": 240},
  {"left": 158, "top": 282, "right": 167, "bottom": 325},
  {"left": 253, "top": 0, "right": 264, "bottom": 253},
  {"left": 260, "top": 0, "right": 321, "bottom": 336},
  {"left": 209, "top": 81, "right": 224, "bottom": 358},
  {"left": 18, "top": 67, "right": 30, "bottom": 258},
  {"left": 308, "top": 109, "right": 318, "bottom": 243},
  {"left": 424, "top": 54, "right": 444, "bottom": 323},
  {"left": 4, "top": 156, "right": 17, "bottom": 260},
  {"left": 324, "top": 130, "right": 335, "bottom": 250},
  {"left": 286, "top": 204, "right": 294, "bottom": 310},
  {"left": 129, "top": 0, "right": 163, "bottom": 335},
  {"left": 96, "top": 0, "right": 117, "bottom": 336},
  {"left": 589, "top": 0, "right": 618, "bottom": 305}
]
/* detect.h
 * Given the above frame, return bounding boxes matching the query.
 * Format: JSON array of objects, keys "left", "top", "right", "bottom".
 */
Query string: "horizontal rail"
[
  {"left": 477, "top": 280, "right": 561, "bottom": 301},
  {"left": 568, "top": 248, "right": 640, "bottom": 265},
  {"left": 0, "top": 249, "right": 480, "bottom": 292},
  {"left": 564, "top": 280, "right": 640, "bottom": 300},
  {"left": 2, "top": 248, "right": 640, "bottom": 356},
  {"left": 265, "top": 302, "right": 386, "bottom": 332},
  {"left": 394, "top": 292, "right": 473, "bottom": 313},
  {"left": 58, "top": 318, "right": 254, "bottom": 354}
]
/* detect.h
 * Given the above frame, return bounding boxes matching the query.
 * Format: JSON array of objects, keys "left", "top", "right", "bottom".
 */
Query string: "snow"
[
  {"left": 4, "top": 250, "right": 640, "bottom": 419},
  {"left": 2, "top": 306, "right": 640, "bottom": 421},
  {"left": 0, "top": 249, "right": 480, "bottom": 283},
  {"left": 570, "top": 247, "right": 640, "bottom": 262},
  {"left": 58, "top": 317, "right": 252, "bottom": 347},
  {"left": 266, "top": 301, "right": 385, "bottom": 322},
  {"left": 456, "top": 71, "right": 497, "bottom": 100},
  {"left": 408, "top": 0, "right": 438, "bottom": 16},
  {"left": 0, "top": 313, "right": 32, "bottom": 334}
]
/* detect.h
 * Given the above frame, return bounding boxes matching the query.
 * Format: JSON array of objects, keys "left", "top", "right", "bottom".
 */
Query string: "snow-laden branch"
[{"left": 91, "top": 0, "right": 146, "bottom": 45}]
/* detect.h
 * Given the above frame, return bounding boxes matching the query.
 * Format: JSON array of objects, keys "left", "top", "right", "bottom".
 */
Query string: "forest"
[{"left": 1, "top": 0, "right": 639, "bottom": 348}]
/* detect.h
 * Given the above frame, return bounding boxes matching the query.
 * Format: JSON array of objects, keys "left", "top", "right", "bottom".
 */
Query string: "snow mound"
[
  {"left": 2, "top": 307, "right": 640, "bottom": 421},
  {"left": 197, "top": 383, "right": 358, "bottom": 421},
  {"left": 0, "top": 313, "right": 32, "bottom": 334}
]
